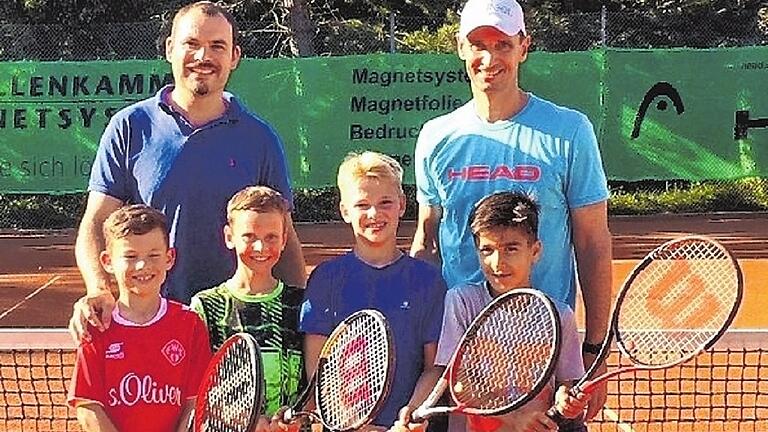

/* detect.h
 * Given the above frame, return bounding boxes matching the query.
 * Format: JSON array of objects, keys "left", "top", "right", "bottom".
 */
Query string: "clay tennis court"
[
  {"left": 1, "top": 213, "right": 767, "bottom": 431},
  {"left": 1, "top": 213, "right": 766, "bottom": 328}
]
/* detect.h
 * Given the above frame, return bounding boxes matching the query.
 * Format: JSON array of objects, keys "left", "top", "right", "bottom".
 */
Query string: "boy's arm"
[
  {"left": 76, "top": 403, "right": 119, "bottom": 432},
  {"left": 175, "top": 399, "right": 195, "bottom": 432},
  {"left": 299, "top": 267, "right": 335, "bottom": 378},
  {"left": 301, "top": 333, "right": 328, "bottom": 411},
  {"left": 303, "top": 334, "right": 328, "bottom": 380},
  {"left": 395, "top": 275, "right": 449, "bottom": 427},
  {"left": 403, "top": 343, "right": 443, "bottom": 417},
  {"left": 409, "top": 205, "right": 442, "bottom": 265}
]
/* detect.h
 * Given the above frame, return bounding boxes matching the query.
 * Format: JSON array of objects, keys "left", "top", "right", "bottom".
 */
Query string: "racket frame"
[
  {"left": 286, "top": 309, "right": 395, "bottom": 432},
  {"left": 577, "top": 235, "right": 744, "bottom": 394},
  {"left": 194, "top": 332, "right": 264, "bottom": 432},
  {"left": 412, "top": 288, "right": 562, "bottom": 421}
]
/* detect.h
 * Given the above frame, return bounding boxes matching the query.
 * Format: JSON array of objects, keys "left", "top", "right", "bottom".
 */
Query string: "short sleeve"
[
  {"left": 555, "top": 304, "right": 585, "bottom": 383},
  {"left": 88, "top": 115, "right": 129, "bottom": 200},
  {"left": 67, "top": 338, "right": 104, "bottom": 407},
  {"left": 184, "top": 316, "right": 213, "bottom": 398},
  {"left": 414, "top": 123, "right": 441, "bottom": 207},
  {"left": 435, "top": 289, "right": 469, "bottom": 366},
  {"left": 299, "top": 266, "right": 335, "bottom": 336},
  {"left": 565, "top": 114, "right": 609, "bottom": 209}
]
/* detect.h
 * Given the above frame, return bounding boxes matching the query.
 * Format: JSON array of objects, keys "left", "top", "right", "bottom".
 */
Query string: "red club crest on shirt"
[{"left": 161, "top": 339, "right": 186, "bottom": 366}]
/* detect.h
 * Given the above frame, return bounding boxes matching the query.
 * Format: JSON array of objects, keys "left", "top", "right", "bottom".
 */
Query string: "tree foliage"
[{"left": 1, "top": 0, "right": 767, "bottom": 59}]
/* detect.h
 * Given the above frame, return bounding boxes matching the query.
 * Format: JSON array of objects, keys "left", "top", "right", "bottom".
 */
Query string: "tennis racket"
[
  {"left": 283, "top": 309, "right": 395, "bottom": 432},
  {"left": 547, "top": 235, "right": 743, "bottom": 423},
  {"left": 194, "top": 332, "right": 264, "bottom": 432},
  {"left": 411, "top": 288, "right": 561, "bottom": 423}
]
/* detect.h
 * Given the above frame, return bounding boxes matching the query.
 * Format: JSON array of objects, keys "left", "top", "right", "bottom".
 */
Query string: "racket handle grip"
[
  {"left": 282, "top": 408, "right": 295, "bottom": 424},
  {"left": 282, "top": 408, "right": 319, "bottom": 424},
  {"left": 545, "top": 406, "right": 568, "bottom": 426},
  {"left": 410, "top": 408, "right": 427, "bottom": 424}
]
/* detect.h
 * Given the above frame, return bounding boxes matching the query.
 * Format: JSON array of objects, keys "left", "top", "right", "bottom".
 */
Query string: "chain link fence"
[
  {"left": 1, "top": 9, "right": 767, "bottom": 227},
  {"left": 2, "top": 9, "right": 768, "bottom": 60}
]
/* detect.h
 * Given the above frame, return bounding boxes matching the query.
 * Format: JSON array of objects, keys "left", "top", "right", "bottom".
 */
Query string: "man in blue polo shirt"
[{"left": 69, "top": 1, "right": 307, "bottom": 341}]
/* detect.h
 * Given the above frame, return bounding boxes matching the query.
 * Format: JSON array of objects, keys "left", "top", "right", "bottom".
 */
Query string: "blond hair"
[
  {"left": 226, "top": 186, "right": 289, "bottom": 224},
  {"left": 337, "top": 151, "right": 404, "bottom": 194}
]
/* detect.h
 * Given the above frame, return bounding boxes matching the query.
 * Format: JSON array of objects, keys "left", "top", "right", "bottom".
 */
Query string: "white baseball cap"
[{"left": 458, "top": 0, "right": 527, "bottom": 39}]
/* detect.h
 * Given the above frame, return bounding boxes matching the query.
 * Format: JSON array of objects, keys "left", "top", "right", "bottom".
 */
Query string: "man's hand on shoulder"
[{"left": 68, "top": 289, "right": 116, "bottom": 343}]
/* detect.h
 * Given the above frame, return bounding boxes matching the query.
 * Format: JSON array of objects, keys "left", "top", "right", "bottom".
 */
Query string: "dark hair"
[
  {"left": 103, "top": 204, "right": 169, "bottom": 249},
  {"left": 172, "top": 1, "right": 239, "bottom": 46},
  {"left": 469, "top": 191, "right": 539, "bottom": 242}
]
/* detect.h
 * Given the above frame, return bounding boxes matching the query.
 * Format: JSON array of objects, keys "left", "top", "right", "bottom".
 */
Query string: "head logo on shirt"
[
  {"left": 447, "top": 164, "right": 541, "bottom": 182},
  {"left": 105, "top": 342, "right": 125, "bottom": 360},
  {"left": 161, "top": 339, "right": 186, "bottom": 366}
]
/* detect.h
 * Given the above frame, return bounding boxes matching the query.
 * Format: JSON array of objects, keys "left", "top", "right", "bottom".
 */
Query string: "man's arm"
[
  {"left": 409, "top": 205, "right": 442, "bottom": 265},
  {"left": 75, "top": 191, "right": 123, "bottom": 295},
  {"left": 70, "top": 192, "right": 123, "bottom": 342},
  {"left": 75, "top": 404, "right": 119, "bottom": 432},
  {"left": 571, "top": 200, "right": 612, "bottom": 419},
  {"left": 274, "top": 213, "right": 308, "bottom": 288}
]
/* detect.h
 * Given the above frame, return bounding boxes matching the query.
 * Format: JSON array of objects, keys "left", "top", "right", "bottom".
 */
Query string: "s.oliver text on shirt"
[{"left": 108, "top": 373, "right": 183, "bottom": 407}]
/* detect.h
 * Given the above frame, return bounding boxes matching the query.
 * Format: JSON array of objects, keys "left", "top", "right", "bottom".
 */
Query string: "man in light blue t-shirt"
[{"left": 409, "top": 0, "right": 613, "bottom": 422}]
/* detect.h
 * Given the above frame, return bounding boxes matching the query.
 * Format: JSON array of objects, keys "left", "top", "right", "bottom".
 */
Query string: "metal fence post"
[
  {"left": 601, "top": 5, "right": 607, "bottom": 46},
  {"left": 389, "top": 12, "right": 396, "bottom": 53}
]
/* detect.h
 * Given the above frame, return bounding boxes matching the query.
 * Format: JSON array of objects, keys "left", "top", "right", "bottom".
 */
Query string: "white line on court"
[
  {"left": 0, "top": 275, "right": 62, "bottom": 321},
  {"left": 601, "top": 407, "right": 636, "bottom": 432}
]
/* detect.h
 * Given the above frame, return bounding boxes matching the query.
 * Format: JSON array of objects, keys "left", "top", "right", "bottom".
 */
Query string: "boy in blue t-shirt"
[{"left": 300, "top": 151, "right": 447, "bottom": 429}]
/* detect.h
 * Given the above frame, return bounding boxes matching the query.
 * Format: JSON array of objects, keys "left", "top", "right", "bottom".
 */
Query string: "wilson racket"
[
  {"left": 548, "top": 235, "right": 743, "bottom": 423},
  {"left": 283, "top": 309, "right": 395, "bottom": 431},
  {"left": 194, "top": 332, "right": 264, "bottom": 432},
  {"left": 411, "top": 288, "right": 561, "bottom": 422}
]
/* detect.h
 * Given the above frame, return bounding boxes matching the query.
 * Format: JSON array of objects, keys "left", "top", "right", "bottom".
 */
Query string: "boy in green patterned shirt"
[{"left": 190, "top": 186, "right": 304, "bottom": 427}]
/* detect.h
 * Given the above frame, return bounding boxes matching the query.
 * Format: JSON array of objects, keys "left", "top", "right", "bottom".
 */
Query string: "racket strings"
[
  {"left": 317, "top": 314, "right": 390, "bottom": 430},
  {"left": 200, "top": 339, "right": 260, "bottom": 432},
  {"left": 452, "top": 294, "right": 557, "bottom": 411},
  {"left": 617, "top": 238, "right": 740, "bottom": 366}
]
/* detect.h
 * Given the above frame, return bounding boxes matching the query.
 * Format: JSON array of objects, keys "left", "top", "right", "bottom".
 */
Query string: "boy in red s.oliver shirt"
[{"left": 68, "top": 204, "right": 212, "bottom": 432}]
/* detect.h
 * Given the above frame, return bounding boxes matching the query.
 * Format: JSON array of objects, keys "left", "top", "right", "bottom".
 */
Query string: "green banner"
[
  {"left": 1, "top": 48, "right": 766, "bottom": 192},
  {"left": 0, "top": 61, "right": 172, "bottom": 192},
  {"left": 602, "top": 47, "right": 768, "bottom": 180},
  {"left": 229, "top": 54, "right": 473, "bottom": 187}
]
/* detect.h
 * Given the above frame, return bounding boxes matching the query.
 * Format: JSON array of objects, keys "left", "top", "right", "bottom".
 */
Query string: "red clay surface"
[
  {"left": 1, "top": 213, "right": 767, "bottom": 328},
  {"left": 1, "top": 213, "right": 767, "bottom": 432}
]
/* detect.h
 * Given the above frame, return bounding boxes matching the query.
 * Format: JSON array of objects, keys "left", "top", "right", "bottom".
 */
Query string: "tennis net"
[{"left": 1, "top": 329, "right": 766, "bottom": 432}]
